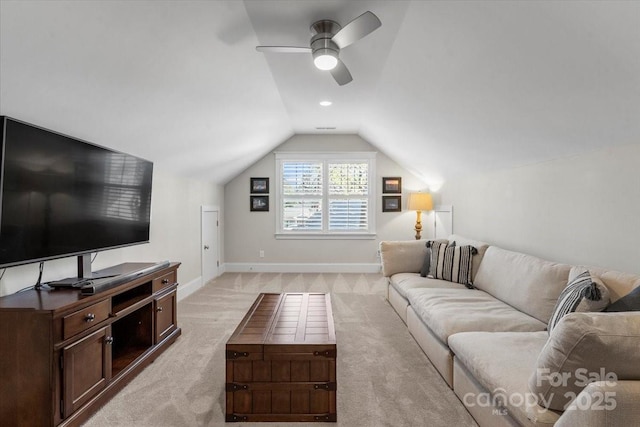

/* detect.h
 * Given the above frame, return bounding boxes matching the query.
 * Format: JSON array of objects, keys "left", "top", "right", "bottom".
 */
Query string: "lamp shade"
[{"left": 408, "top": 193, "right": 433, "bottom": 211}]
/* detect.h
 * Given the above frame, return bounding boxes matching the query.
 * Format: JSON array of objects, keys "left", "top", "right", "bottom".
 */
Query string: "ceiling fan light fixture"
[
  {"left": 256, "top": 12, "right": 381, "bottom": 85},
  {"left": 313, "top": 48, "right": 338, "bottom": 71}
]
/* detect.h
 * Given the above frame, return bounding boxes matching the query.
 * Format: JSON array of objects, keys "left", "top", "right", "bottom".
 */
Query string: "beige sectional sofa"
[{"left": 380, "top": 235, "right": 640, "bottom": 426}]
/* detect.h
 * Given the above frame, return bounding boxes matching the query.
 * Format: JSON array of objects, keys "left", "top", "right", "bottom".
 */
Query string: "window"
[{"left": 276, "top": 152, "right": 376, "bottom": 239}]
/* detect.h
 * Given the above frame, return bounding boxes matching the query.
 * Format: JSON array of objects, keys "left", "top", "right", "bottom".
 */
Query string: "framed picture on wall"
[
  {"left": 250, "top": 195, "right": 269, "bottom": 212},
  {"left": 382, "top": 195, "right": 402, "bottom": 212},
  {"left": 250, "top": 177, "right": 269, "bottom": 194},
  {"left": 382, "top": 177, "right": 402, "bottom": 193}
]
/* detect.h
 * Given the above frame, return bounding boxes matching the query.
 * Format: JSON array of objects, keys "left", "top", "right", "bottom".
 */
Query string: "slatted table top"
[{"left": 227, "top": 293, "right": 336, "bottom": 346}]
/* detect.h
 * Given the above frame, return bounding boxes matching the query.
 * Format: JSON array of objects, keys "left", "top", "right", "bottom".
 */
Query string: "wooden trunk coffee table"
[{"left": 225, "top": 293, "right": 337, "bottom": 422}]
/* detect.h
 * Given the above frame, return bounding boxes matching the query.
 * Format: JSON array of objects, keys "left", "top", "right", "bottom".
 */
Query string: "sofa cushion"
[
  {"left": 548, "top": 270, "right": 610, "bottom": 333},
  {"left": 473, "top": 246, "right": 572, "bottom": 323},
  {"left": 428, "top": 241, "right": 476, "bottom": 287},
  {"left": 529, "top": 311, "right": 640, "bottom": 411},
  {"left": 389, "top": 273, "right": 466, "bottom": 299},
  {"left": 379, "top": 240, "right": 429, "bottom": 277},
  {"left": 555, "top": 380, "right": 640, "bottom": 427},
  {"left": 406, "top": 288, "right": 547, "bottom": 343},
  {"left": 449, "top": 331, "right": 558, "bottom": 426}
]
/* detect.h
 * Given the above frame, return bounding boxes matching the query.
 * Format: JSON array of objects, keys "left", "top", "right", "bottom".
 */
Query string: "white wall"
[
  {"left": 0, "top": 167, "right": 223, "bottom": 296},
  {"left": 439, "top": 143, "right": 640, "bottom": 275},
  {"left": 224, "top": 134, "right": 427, "bottom": 271}
]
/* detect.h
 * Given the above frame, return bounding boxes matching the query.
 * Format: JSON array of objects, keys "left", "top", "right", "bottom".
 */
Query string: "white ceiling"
[{"left": 1, "top": 1, "right": 639, "bottom": 189}]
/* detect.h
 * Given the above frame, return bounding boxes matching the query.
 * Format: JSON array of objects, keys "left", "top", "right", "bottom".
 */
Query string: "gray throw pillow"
[
  {"left": 419, "top": 245, "right": 432, "bottom": 277},
  {"left": 604, "top": 286, "right": 640, "bottom": 312}
]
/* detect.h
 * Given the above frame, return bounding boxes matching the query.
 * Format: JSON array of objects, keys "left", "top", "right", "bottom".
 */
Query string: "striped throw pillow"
[
  {"left": 428, "top": 240, "right": 477, "bottom": 287},
  {"left": 547, "top": 270, "right": 610, "bottom": 334},
  {"left": 420, "top": 239, "right": 449, "bottom": 277}
]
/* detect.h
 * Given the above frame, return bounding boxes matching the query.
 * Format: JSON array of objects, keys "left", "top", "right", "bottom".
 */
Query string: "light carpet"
[{"left": 83, "top": 272, "right": 477, "bottom": 427}]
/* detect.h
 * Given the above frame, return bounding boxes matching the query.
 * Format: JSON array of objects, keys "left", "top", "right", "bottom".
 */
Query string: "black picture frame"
[
  {"left": 382, "top": 177, "right": 402, "bottom": 193},
  {"left": 250, "top": 177, "right": 269, "bottom": 194},
  {"left": 250, "top": 195, "right": 269, "bottom": 212},
  {"left": 382, "top": 195, "right": 402, "bottom": 212}
]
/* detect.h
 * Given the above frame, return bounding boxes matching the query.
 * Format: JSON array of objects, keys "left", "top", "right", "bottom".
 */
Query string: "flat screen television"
[{"left": 0, "top": 116, "right": 153, "bottom": 270}]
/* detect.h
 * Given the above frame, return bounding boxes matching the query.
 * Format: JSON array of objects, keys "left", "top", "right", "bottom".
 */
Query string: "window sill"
[{"left": 275, "top": 232, "right": 377, "bottom": 240}]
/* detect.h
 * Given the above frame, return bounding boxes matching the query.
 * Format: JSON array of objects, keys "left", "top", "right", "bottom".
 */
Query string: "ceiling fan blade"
[
  {"left": 331, "top": 11, "right": 382, "bottom": 49},
  {"left": 256, "top": 46, "right": 311, "bottom": 53},
  {"left": 330, "top": 60, "right": 353, "bottom": 86}
]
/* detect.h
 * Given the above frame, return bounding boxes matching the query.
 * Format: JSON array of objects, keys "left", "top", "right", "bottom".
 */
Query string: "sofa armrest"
[
  {"left": 379, "top": 240, "right": 427, "bottom": 277},
  {"left": 555, "top": 380, "right": 640, "bottom": 426},
  {"left": 529, "top": 312, "right": 640, "bottom": 411}
]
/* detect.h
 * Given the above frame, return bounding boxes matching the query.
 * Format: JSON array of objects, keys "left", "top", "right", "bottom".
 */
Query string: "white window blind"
[
  {"left": 328, "top": 162, "right": 368, "bottom": 230},
  {"left": 282, "top": 162, "right": 323, "bottom": 231},
  {"left": 276, "top": 152, "right": 376, "bottom": 238},
  {"left": 282, "top": 162, "right": 323, "bottom": 195}
]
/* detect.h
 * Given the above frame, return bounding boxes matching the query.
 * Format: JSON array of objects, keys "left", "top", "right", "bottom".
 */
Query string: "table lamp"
[{"left": 408, "top": 192, "right": 433, "bottom": 240}]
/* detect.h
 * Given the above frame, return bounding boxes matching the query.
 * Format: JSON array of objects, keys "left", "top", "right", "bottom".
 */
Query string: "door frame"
[
  {"left": 201, "top": 205, "right": 220, "bottom": 283},
  {"left": 429, "top": 204, "right": 453, "bottom": 239}
]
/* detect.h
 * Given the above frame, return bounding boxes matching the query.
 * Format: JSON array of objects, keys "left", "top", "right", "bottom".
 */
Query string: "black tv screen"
[{"left": 0, "top": 117, "right": 153, "bottom": 268}]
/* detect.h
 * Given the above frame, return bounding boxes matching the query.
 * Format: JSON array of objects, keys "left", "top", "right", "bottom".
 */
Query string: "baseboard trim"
[
  {"left": 177, "top": 276, "right": 203, "bottom": 301},
  {"left": 224, "top": 263, "right": 381, "bottom": 274}
]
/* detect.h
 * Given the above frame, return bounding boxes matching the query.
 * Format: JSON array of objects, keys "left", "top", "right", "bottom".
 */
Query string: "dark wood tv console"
[{"left": 0, "top": 262, "right": 181, "bottom": 427}]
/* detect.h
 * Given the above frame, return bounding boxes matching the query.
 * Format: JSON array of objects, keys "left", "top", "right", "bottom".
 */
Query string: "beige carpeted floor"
[{"left": 83, "top": 273, "right": 477, "bottom": 427}]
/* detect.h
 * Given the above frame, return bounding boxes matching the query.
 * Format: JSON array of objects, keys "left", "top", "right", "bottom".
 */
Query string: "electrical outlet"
[{"left": 259, "top": 250, "right": 265, "bottom": 258}]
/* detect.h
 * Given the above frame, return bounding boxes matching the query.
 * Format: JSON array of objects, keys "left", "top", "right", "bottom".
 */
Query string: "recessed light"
[{"left": 319, "top": 100, "right": 332, "bottom": 107}]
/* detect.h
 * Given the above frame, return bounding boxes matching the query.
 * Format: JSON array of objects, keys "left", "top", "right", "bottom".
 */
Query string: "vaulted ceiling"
[{"left": 1, "top": 1, "right": 638, "bottom": 190}]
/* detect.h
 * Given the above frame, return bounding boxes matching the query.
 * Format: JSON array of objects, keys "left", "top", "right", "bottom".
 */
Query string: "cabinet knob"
[
  {"left": 105, "top": 336, "right": 114, "bottom": 345},
  {"left": 85, "top": 313, "right": 95, "bottom": 322},
  {"left": 162, "top": 279, "right": 169, "bottom": 284},
  {"left": 157, "top": 306, "right": 164, "bottom": 312}
]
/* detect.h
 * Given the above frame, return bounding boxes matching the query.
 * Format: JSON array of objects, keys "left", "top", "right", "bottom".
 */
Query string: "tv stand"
[
  {"left": 0, "top": 262, "right": 181, "bottom": 427},
  {"left": 78, "top": 253, "right": 93, "bottom": 278}
]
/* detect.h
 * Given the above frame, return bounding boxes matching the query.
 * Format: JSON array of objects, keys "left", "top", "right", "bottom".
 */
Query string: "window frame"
[{"left": 275, "top": 152, "right": 376, "bottom": 240}]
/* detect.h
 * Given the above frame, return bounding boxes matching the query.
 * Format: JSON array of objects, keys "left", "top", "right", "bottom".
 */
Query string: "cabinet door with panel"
[
  {"left": 154, "top": 289, "right": 177, "bottom": 344},
  {"left": 62, "top": 326, "right": 112, "bottom": 418}
]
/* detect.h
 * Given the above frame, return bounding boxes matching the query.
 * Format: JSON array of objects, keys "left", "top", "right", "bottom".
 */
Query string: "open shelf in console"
[
  {"left": 111, "top": 302, "right": 153, "bottom": 377},
  {"left": 112, "top": 281, "right": 152, "bottom": 315}
]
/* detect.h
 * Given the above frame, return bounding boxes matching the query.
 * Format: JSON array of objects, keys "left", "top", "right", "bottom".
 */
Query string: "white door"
[
  {"left": 201, "top": 206, "right": 219, "bottom": 284},
  {"left": 433, "top": 205, "right": 453, "bottom": 239}
]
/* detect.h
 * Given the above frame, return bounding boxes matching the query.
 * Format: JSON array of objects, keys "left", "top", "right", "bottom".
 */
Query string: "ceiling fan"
[{"left": 256, "top": 11, "right": 382, "bottom": 86}]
